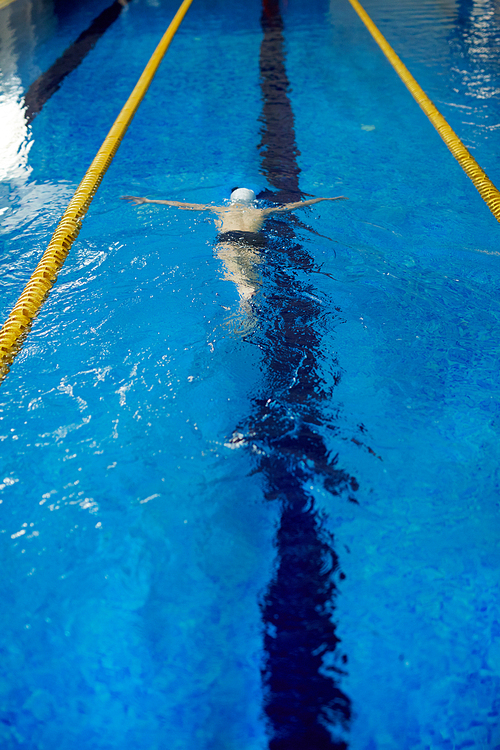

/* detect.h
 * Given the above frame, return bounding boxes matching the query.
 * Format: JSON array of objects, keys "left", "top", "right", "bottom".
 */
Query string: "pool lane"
[
  {"left": 0, "top": 0, "right": 195, "bottom": 382},
  {"left": 346, "top": 0, "right": 500, "bottom": 224},
  {"left": 254, "top": 0, "right": 352, "bottom": 745},
  {"left": 24, "top": 0, "right": 130, "bottom": 123},
  {"left": 257, "top": 0, "right": 301, "bottom": 203}
]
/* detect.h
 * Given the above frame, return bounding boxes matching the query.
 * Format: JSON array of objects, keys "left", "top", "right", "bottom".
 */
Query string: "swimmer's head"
[{"left": 230, "top": 187, "right": 256, "bottom": 205}]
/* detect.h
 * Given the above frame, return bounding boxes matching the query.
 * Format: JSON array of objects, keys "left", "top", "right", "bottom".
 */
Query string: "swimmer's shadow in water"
[{"left": 227, "top": 404, "right": 360, "bottom": 504}]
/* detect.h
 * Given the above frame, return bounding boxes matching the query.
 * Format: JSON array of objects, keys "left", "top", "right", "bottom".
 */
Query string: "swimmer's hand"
[{"left": 121, "top": 195, "right": 149, "bottom": 205}]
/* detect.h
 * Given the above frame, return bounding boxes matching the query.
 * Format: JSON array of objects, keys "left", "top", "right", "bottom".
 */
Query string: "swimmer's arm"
[
  {"left": 121, "top": 196, "right": 214, "bottom": 211},
  {"left": 261, "top": 196, "right": 347, "bottom": 216}
]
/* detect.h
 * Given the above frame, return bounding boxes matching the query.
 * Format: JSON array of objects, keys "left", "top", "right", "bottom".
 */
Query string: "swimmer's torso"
[{"left": 214, "top": 205, "right": 266, "bottom": 234}]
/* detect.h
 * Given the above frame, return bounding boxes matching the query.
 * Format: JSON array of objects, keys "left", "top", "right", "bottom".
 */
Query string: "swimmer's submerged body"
[{"left": 122, "top": 188, "right": 347, "bottom": 306}]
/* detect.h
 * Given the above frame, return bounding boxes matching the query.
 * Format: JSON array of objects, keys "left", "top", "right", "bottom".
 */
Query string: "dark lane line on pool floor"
[
  {"left": 247, "top": 0, "right": 355, "bottom": 746},
  {"left": 24, "top": 0, "right": 129, "bottom": 124}
]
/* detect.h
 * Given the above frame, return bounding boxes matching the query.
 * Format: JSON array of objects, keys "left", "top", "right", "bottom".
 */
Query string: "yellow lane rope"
[
  {"left": 347, "top": 0, "right": 500, "bottom": 224},
  {"left": 0, "top": 0, "right": 194, "bottom": 383}
]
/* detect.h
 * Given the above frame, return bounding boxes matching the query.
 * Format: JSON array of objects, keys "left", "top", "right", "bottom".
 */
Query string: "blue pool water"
[{"left": 0, "top": 0, "right": 500, "bottom": 747}]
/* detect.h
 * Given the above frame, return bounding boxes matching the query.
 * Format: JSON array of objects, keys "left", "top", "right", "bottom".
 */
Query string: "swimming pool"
[{"left": 0, "top": 0, "right": 499, "bottom": 747}]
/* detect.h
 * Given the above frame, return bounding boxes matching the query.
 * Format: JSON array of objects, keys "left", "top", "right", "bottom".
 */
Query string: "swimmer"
[
  {"left": 122, "top": 188, "right": 346, "bottom": 306},
  {"left": 122, "top": 188, "right": 346, "bottom": 236}
]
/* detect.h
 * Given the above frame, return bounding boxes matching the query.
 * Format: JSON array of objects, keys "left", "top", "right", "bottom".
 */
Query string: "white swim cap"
[{"left": 230, "top": 187, "right": 256, "bottom": 204}]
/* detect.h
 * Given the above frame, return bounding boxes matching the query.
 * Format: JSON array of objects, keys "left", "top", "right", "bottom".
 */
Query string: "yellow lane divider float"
[
  {"left": 347, "top": 0, "right": 500, "bottom": 224},
  {"left": 0, "top": 0, "right": 194, "bottom": 383}
]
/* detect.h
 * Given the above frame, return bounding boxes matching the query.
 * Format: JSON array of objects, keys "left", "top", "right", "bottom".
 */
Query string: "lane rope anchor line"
[
  {"left": 0, "top": 0, "right": 195, "bottom": 384},
  {"left": 347, "top": 0, "right": 500, "bottom": 225}
]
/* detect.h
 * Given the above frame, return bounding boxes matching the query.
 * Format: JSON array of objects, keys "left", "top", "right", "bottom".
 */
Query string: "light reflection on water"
[{"left": 0, "top": 7, "right": 32, "bottom": 187}]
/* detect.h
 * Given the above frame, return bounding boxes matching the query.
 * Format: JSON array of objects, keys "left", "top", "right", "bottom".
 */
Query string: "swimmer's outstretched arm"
[
  {"left": 121, "top": 196, "right": 214, "bottom": 211},
  {"left": 261, "top": 196, "right": 347, "bottom": 216}
]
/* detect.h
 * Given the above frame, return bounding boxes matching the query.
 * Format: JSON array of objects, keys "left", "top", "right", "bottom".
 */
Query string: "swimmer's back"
[{"left": 215, "top": 205, "right": 266, "bottom": 234}]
